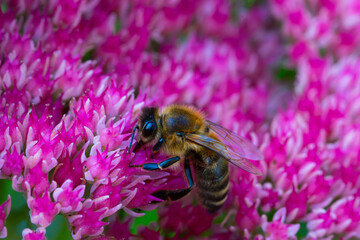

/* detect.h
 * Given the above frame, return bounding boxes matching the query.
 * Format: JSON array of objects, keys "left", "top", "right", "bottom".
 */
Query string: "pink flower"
[
  {"left": 331, "top": 197, "right": 360, "bottom": 234},
  {"left": 24, "top": 116, "right": 61, "bottom": 172},
  {"left": 284, "top": 186, "right": 308, "bottom": 222},
  {"left": 231, "top": 173, "right": 262, "bottom": 232},
  {"left": 0, "top": 108, "right": 24, "bottom": 153},
  {"left": 84, "top": 147, "right": 117, "bottom": 182},
  {"left": 0, "top": 147, "right": 24, "bottom": 177},
  {"left": 305, "top": 175, "right": 333, "bottom": 207},
  {"left": 138, "top": 226, "right": 161, "bottom": 240},
  {"left": 158, "top": 201, "right": 214, "bottom": 237},
  {"left": 91, "top": 182, "right": 126, "bottom": 213},
  {"left": 27, "top": 191, "right": 61, "bottom": 227},
  {"left": 69, "top": 200, "right": 108, "bottom": 239},
  {"left": 52, "top": 148, "right": 85, "bottom": 188},
  {"left": 106, "top": 218, "right": 133, "bottom": 240},
  {"left": 99, "top": 120, "right": 131, "bottom": 151},
  {"left": 22, "top": 227, "right": 46, "bottom": 240},
  {"left": 53, "top": 179, "right": 85, "bottom": 213},
  {"left": 0, "top": 196, "right": 11, "bottom": 239},
  {"left": 236, "top": 199, "right": 261, "bottom": 232},
  {"left": 2, "top": 0, "right": 360, "bottom": 239},
  {"left": 22, "top": 162, "right": 51, "bottom": 197},
  {"left": 48, "top": 0, "right": 96, "bottom": 28},
  {"left": 307, "top": 209, "right": 335, "bottom": 238},
  {"left": 261, "top": 208, "right": 300, "bottom": 240},
  {"left": 260, "top": 183, "right": 280, "bottom": 212}
]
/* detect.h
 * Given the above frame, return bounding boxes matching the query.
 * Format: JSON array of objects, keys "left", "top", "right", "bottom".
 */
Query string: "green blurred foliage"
[
  {"left": 81, "top": 48, "right": 96, "bottom": 63},
  {"left": 0, "top": 179, "right": 72, "bottom": 239},
  {"left": 1, "top": 0, "right": 7, "bottom": 13},
  {"left": 130, "top": 209, "right": 159, "bottom": 234},
  {"left": 46, "top": 215, "right": 72, "bottom": 240},
  {"left": 275, "top": 65, "right": 297, "bottom": 84},
  {"left": 0, "top": 179, "right": 28, "bottom": 239},
  {"left": 244, "top": 0, "right": 257, "bottom": 8},
  {"left": 296, "top": 222, "right": 309, "bottom": 239}
]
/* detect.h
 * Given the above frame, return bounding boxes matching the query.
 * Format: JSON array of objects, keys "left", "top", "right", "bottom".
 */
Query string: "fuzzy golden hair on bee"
[
  {"left": 164, "top": 106, "right": 207, "bottom": 134},
  {"left": 128, "top": 104, "right": 263, "bottom": 213}
]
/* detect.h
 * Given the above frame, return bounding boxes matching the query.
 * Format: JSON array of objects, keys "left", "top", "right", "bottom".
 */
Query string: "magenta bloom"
[
  {"left": 27, "top": 191, "right": 61, "bottom": 227},
  {"left": 1, "top": 0, "right": 360, "bottom": 239},
  {"left": 69, "top": 200, "right": 108, "bottom": 239},
  {"left": 22, "top": 228, "right": 46, "bottom": 240},
  {"left": 53, "top": 180, "right": 85, "bottom": 213},
  {"left": 0, "top": 196, "right": 11, "bottom": 238},
  {"left": 261, "top": 208, "right": 300, "bottom": 240}
]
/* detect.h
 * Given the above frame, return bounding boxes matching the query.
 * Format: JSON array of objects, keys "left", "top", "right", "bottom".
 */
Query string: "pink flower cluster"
[
  {"left": 0, "top": 0, "right": 360, "bottom": 239},
  {"left": 0, "top": 196, "right": 11, "bottom": 238}
]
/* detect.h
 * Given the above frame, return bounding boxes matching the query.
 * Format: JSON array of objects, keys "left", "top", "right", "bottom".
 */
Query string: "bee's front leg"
[
  {"left": 130, "top": 156, "right": 180, "bottom": 170},
  {"left": 152, "top": 137, "right": 164, "bottom": 155}
]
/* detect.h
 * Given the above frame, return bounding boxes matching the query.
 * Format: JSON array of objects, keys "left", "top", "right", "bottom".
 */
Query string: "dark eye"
[{"left": 142, "top": 121, "right": 156, "bottom": 138}]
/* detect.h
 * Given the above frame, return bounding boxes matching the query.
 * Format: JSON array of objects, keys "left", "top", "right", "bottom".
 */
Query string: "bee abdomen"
[
  {"left": 198, "top": 186, "right": 228, "bottom": 202},
  {"left": 198, "top": 182, "right": 229, "bottom": 213},
  {"left": 196, "top": 163, "right": 230, "bottom": 213}
]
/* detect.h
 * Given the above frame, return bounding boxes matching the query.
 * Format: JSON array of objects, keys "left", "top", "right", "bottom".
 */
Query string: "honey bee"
[{"left": 128, "top": 105, "right": 263, "bottom": 213}]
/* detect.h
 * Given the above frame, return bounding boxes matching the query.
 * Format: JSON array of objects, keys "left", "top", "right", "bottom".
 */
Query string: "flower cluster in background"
[{"left": 0, "top": 0, "right": 360, "bottom": 239}]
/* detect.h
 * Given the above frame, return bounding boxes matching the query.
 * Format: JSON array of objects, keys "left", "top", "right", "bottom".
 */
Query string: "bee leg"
[
  {"left": 152, "top": 158, "right": 194, "bottom": 201},
  {"left": 128, "top": 125, "right": 139, "bottom": 154},
  {"left": 150, "top": 137, "right": 164, "bottom": 158},
  {"left": 152, "top": 137, "right": 164, "bottom": 154},
  {"left": 132, "top": 140, "right": 144, "bottom": 153},
  {"left": 131, "top": 156, "right": 180, "bottom": 171}
]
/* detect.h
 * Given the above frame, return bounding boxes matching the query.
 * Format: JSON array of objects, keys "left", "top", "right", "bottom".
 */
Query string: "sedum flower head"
[
  {"left": 0, "top": 0, "right": 360, "bottom": 239},
  {"left": 0, "top": 196, "right": 11, "bottom": 239},
  {"left": 261, "top": 208, "right": 300, "bottom": 240}
]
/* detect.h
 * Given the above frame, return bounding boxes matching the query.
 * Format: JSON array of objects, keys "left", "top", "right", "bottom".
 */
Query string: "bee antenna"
[{"left": 128, "top": 125, "right": 139, "bottom": 154}]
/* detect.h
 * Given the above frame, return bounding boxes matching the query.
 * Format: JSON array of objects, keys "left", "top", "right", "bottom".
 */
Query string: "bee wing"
[
  {"left": 206, "top": 120, "right": 263, "bottom": 161},
  {"left": 185, "top": 134, "right": 263, "bottom": 176}
]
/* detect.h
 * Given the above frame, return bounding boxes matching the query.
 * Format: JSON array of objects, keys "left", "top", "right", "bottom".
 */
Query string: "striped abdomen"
[{"left": 195, "top": 155, "right": 229, "bottom": 213}]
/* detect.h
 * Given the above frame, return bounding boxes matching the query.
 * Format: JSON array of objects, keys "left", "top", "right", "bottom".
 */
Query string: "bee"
[{"left": 128, "top": 105, "right": 263, "bottom": 213}]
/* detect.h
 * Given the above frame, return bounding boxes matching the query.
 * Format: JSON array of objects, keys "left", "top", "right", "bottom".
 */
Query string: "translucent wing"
[
  {"left": 206, "top": 120, "right": 263, "bottom": 161},
  {"left": 185, "top": 134, "right": 262, "bottom": 176}
]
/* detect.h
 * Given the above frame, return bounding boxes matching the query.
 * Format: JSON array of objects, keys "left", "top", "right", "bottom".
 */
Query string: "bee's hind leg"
[{"left": 152, "top": 158, "right": 194, "bottom": 201}]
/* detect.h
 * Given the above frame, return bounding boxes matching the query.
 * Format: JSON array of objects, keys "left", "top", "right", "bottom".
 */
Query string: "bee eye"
[{"left": 142, "top": 121, "right": 156, "bottom": 138}]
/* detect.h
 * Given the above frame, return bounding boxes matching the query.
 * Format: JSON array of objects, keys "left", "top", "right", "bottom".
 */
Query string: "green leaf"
[
  {"left": 201, "top": 229, "right": 212, "bottom": 237},
  {"left": 296, "top": 222, "right": 309, "bottom": 239},
  {"left": 148, "top": 39, "right": 161, "bottom": 53},
  {"left": 81, "top": 48, "right": 96, "bottom": 62},
  {"left": 244, "top": 0, "right": 256, "bottom": 8},
  {"left": 114, "top": 18, "right": 122, "bottom": 34},
  {"left": 318, "top": 47, "right": 327, "bottom": 57},
  {"left": 160, "top": 228, "right": 176, "bottom": 238},
  {"left": 1, "top": 1, "right": 8, "bottom": 13},
  {"left": 275, "top": 65, "right": 297, "bottom": 83},
  {"left": 46, "top": 214, "right": 72, "bottom": 240},
  {"left": 130, "top": 209, "right": 159, "bottom": 234},
  {"left": 213, "top": 212, "right": 227, "bottom": 224},
  {"left": 0, "top": 179, "right": 29, "bottom": 239}
]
